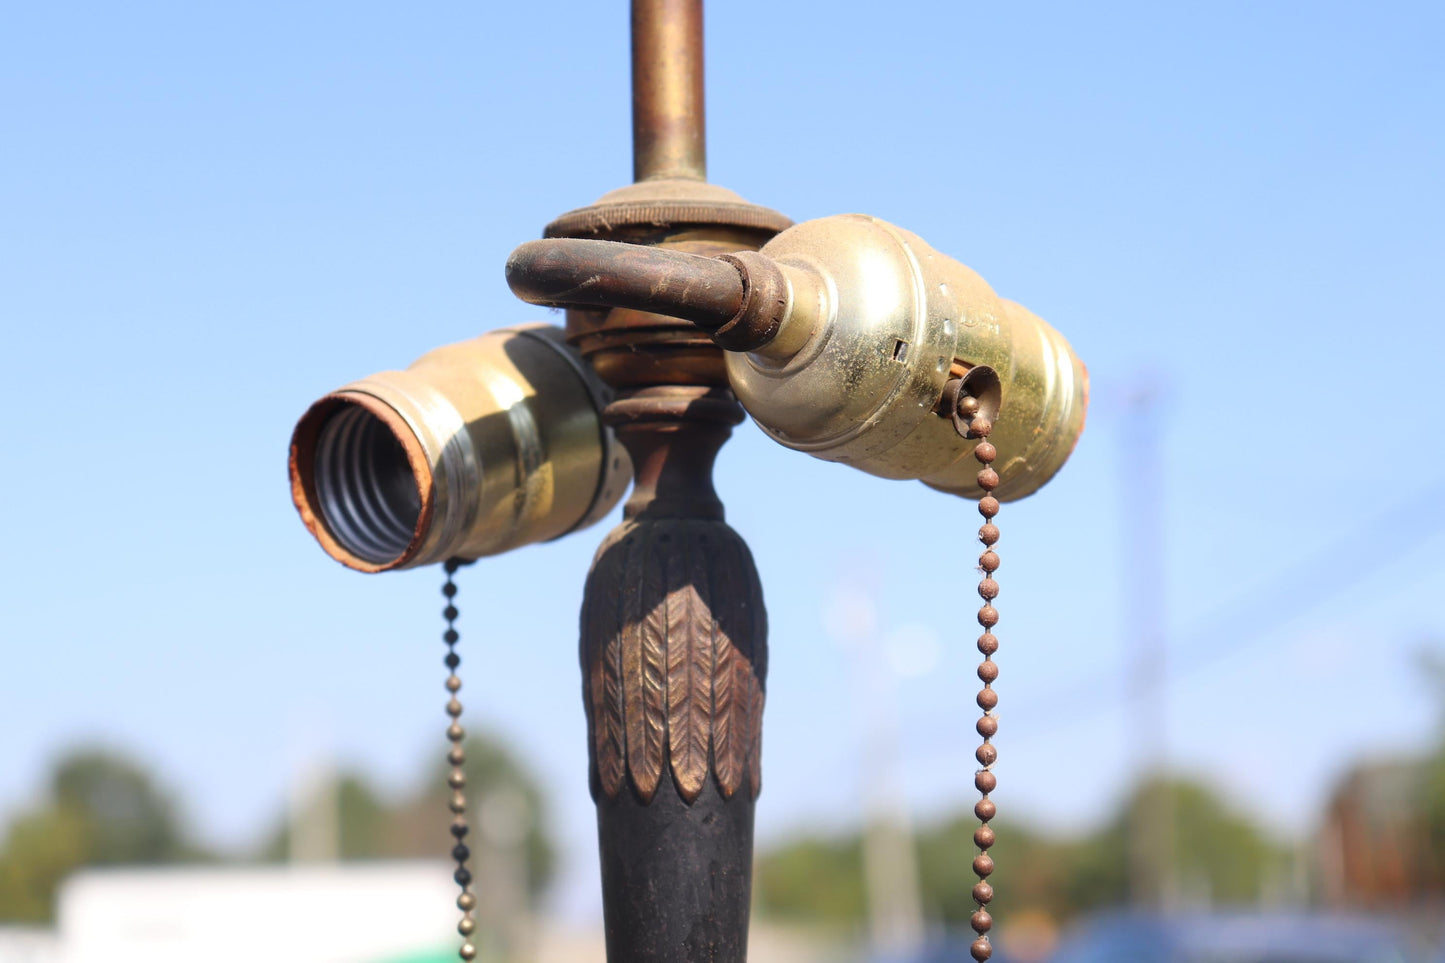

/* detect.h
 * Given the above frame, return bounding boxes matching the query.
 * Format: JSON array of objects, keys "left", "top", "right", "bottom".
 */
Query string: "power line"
[{"left": 1014, "top": 474, "right": 1445, "bottom": 738}]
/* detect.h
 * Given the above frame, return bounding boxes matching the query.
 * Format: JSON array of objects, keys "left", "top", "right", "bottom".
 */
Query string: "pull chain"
[
  {"left": 955, "top": 394, "right": 1001, "bottom": 963},
  {"left": 442, "top": 559, "right": 477, "bottom": 961}
]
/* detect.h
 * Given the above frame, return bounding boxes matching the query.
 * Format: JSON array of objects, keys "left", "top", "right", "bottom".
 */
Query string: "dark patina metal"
[
  {"left": 582, "top": 386, "right": 766, "bottom": 962},
  {"left": 505, "top": 238, "right": 791, "bottom": 353},
  {"left": 506, "top": 239, "right": 747, "bottom": 329}
]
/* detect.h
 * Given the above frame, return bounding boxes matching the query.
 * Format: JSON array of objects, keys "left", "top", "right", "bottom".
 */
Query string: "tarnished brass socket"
[
  {"left": 289, "top": 324, "right": 632, "bottom": 572},
  {"left": 725, "top": 215, "right": 1088, "bottom": 501}
]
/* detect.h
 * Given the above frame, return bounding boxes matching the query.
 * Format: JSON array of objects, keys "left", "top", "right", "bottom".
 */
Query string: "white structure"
[
  {"left": 8, "top": 863, "right": 832, "bottom": 963},
  {"left": 57, "top": 862, "right": 457, "bottom": 963},
  {"left": 0, "top": 927, "right": 60, "bottom": 963}
]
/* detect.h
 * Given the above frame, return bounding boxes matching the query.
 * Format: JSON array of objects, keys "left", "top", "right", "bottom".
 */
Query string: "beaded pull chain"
[
  {"left": 953, "top": 392, "right": 1001, "bottom": 963},
  {"left": 441, "top": 559, "right": 478, "bottom": 960}
]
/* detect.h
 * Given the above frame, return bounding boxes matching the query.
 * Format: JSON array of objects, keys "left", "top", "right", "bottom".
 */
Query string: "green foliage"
[
  {"left": 260, "top": 774, "right": 391, "bottom": 862},
  {"left": 0, "top": 807, "right": 92, "bottom": 922},
  {"left": 916, "top": 816, "right": 1096, "bottom": 924},
  {"left": 0, "top": 748, "right": 198, "bottom": 923},
  {"left": 755, "top": 834, "right": 866, "bottom": 927},
  {"left": 420, "top": 736, "right": 556, "bottom": 901},
  {"left": 1420, "top": 753, "right": 1445, "bottom": 883},
  {"left": 0, "top": 731, "right": 558, "bottom": 925},
  {"left": 1392, "top": 642, "right": 1445, "bottom": 890},
  {"left": 261, "top": 730, "right": 556, "bottom": 901},
  {"left": 756, "top": 775, "right": 1289, "bottom": 927},
  {"left": 336, "top": 775, "right": 394, "bottom": 860},
  {"left": 50, "top": 750, "right": 187, "bottom": 864},
  {"left": 1095, "top": 778, "right": 1287, "bottom": 907}
]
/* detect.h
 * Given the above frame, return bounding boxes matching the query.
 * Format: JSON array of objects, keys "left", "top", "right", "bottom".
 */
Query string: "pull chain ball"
[
  {"left": 442, "top": 560, "right": 478, "bottom": 961},
  {"left": 956, "top": 393, "right": 1001, "bottom": 962}
]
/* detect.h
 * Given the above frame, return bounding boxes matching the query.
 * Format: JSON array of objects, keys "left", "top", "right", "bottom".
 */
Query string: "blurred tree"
[
  {"left": 1087, "top": 777, "right": 1288, "bottom": 908},
  {"left": 0, "top": 808, "right": 92, "bottom": 922},
  {"left": 916, "top": 817, "right": 1088, "bottom": 925},
  {"left": 755, "top": 834, "right": 866, "bottom": 928},
  {"left": 50, "top": 750, "right": 188, "bottom": 864},
  {"left": 1420, "top": 741, "right": 1445, "bottom": 890},
  {"left": 0, "top": 747, "right": 198, "bottom": 923},
  {"left": 262, "top": 772, "right": 390, "bottom": 862},
  {"left": 416, "top": 734, "right": 555, "bottom": 901},
  {"left": 259, "top": 730, "right": 555, "bottom": 901},
  {"left": 1416, "top": 644, "right": 1445, "bottom": 886},
  {"left": 1314, "top": 642, "right": 1445, "bottom": 906},
  {"left": 756, "top": 775, "right": 1287, "bottom": 928}
]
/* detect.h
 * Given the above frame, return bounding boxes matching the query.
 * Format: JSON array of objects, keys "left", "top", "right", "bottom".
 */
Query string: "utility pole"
[
  {"left": 288, "top": 755, "right": 339, "bottom": 864},
  {"left": 829, "top": 582, "right": 927, "bottom": 958},
  {"left": 1121, "top": 379, "right": 1175, "bottom": 909}
]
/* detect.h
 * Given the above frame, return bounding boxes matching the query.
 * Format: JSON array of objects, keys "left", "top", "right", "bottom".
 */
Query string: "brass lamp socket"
[
  {"left": 725, "top": 215, "right": 1089, "bottom": 502},
  {"left": 289, "top": 324, "right": 632, "bottom": 572},
  {"left": 504, "top": 216, "right": 1088, "bottom": 502}
]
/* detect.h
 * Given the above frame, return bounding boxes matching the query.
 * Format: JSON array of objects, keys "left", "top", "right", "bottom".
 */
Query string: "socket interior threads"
[{"left": 312, "top": 403, "right": 424, "bottom": 565}]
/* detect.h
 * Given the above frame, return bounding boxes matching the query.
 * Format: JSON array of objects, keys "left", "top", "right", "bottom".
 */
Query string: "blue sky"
[{"left": 3, "top": 0, "right": 1443, "bottom": 919}]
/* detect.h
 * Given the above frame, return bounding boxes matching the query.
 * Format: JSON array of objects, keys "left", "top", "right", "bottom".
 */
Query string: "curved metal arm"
[
  {"left": 507, "top": 239, "right": 743, "bottom": 325},
  {"left": 506, "top": 238, "right": 789, "bottom": 351}
]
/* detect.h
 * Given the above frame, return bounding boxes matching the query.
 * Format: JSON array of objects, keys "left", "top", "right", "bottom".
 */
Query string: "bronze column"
[
  {"left": 539, "top": 2, "right": 790, "bottom": 958},
  {"left": 581, "top": 387, "right": 766, "bottom": 961}
]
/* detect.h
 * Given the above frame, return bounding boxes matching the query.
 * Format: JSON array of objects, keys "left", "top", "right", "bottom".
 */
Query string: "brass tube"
[
  {"left": 289, "top": 324, "right": 632, "bottom": 572},
  {"left": 632, "top": 0, "right": 706, "bottom": 181},
  {"left": 507, "top": 218, "right": 1088, "bottom": 504}
]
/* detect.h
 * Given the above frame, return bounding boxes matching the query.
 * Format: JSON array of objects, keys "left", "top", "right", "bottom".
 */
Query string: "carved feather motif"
[
  {"left": 623, "top": 526, "right": 669, "bottom": 802},
  {"left": 710, "top": 533, "right": 757, "bottom": 799},
  {"left": 583, "top": 516, "right": 768, "bottom": 805},
  {"left": 666, "top": 525, "right": 713, "bottom": 802},
  {"left": 585, "top": 530, "right": 630, "bottom": 800}
]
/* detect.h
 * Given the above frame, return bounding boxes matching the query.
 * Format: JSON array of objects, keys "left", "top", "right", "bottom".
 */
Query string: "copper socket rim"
[{"left": 289, "top": 391, "right": 436, "bottom": 573}]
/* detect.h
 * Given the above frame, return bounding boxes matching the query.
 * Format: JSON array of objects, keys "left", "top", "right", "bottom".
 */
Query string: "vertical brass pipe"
[{"left": 631, "top": 0, "right": 706, "bottom": 181}]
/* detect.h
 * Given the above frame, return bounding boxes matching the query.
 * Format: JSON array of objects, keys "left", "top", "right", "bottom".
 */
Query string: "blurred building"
[
  {"left": 0, "top": 927, "right": 58, "bottom": 962},
  {"left": 0, "top": 862, "right": 847, "bottom": 963},
  {"left": 55, "top": 862, "right": 456, "bottom": 963},
  {"left": 1317, "top": 758, "right": 1437, "bottom": 909}
]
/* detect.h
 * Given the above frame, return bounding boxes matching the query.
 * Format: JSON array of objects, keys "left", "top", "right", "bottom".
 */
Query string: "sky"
[{"left": 3, "top": 0, "right": 1444, "bottom": 921}]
